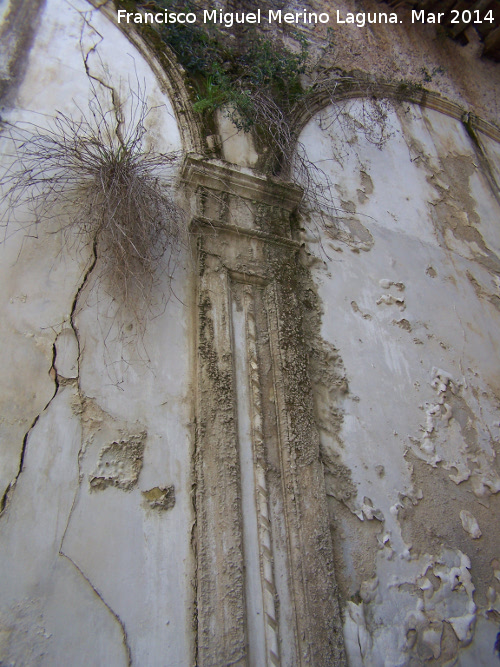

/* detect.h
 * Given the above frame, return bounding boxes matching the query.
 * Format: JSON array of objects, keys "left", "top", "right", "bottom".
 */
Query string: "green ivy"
[{"left": 127, "top": 0, "right": 308, "bottom": 132}]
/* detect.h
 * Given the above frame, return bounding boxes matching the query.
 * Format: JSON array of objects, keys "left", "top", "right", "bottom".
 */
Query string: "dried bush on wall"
[
  {"left": 293, "top": 86, "right": 393, "bottom": 245},
  {"left": 1, "top": 85, "right": 186, "bottom": 330}
]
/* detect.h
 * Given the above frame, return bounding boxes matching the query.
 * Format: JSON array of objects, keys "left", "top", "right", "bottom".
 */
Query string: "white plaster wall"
[
  {"left": 299, "top": 101, "right": 500, "bottom": 666},
  {"left": 0, "top": 2, "right": 193, "bottom": 665}
]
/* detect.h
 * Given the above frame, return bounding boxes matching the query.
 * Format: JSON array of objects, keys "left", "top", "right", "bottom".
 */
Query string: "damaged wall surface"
[
  {"left": 0, "top": 0, "right": 500, "bottom": 665},
  {"left": 0, "top": 1, "right": 194, "bottom": 665},
  {"left": 298, "top": 100, "right": 500, "bottom": 665}
]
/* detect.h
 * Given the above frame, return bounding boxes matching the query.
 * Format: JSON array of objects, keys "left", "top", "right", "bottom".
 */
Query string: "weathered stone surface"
[
  {"left": 1, "top": 0, "right": 500, "bottom": 665},
  {"left": 299, "top": 100, "right": 500, "bottom": 666},
  {"left": 0, "top": 1, "right": 193, "bottom": 665}
]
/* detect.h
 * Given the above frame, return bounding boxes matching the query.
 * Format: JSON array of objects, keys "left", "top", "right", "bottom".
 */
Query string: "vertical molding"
[
  {"left": 189, "top": 159, "right": 346, "bottom": 666},
  {"left": 195, "top": 253, "right": 247, "bottom": 666},
  {"left": 265, "top": 281, "right": 346, "bottom": 665},
  {"left": 243, "top": 288, "right": 280, "bottom": 666}
]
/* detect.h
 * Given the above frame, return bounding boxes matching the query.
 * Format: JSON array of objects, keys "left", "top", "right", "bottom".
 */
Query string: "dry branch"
[{"left": 0, "top": 85, "right": 187, "bottom": 328}]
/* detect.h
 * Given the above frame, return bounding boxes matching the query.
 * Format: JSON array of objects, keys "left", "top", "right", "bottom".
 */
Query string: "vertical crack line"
[
  {"left": 1, "top": 237, "right": 96, "bottom": 518},
  {"left": 0, "top": 414, "right": 39, "bottom": 515},
  {"left": 58, "top": 235, "right": 129, "bottom": 660},
  {"left": 62, "top": 238, "right": 96, "bottom": 537},
  {"left": 59, "top": 550, "right": 132, "bottom": 666},
  {"left": 0, "top": 300, "right": 64, "bottom": 516},
  {"left": 58, "top": 233, "right": 99, "bottom": 601},
  {"left": 70, "top": 236, "right": 98, "bottom": 364},
  {"left": 244, "top": 290, "right": 281, "bottom": 666},
  {"left": 77, "top": 7, "right": 125, "bottom": 147}
]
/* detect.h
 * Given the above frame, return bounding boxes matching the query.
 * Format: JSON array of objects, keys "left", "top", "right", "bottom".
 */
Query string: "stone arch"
[
  {"left": 293, "top": 81, "right": 500, "bottom": 144},
  {"left": 1, "top": 0, "right": 204, "bottom": 156},
  {"left": 0, "top": 4, "right": 197, "bottom": 665},
  {"left": 96, "top": 2, "right": 205, "bottom": 155}
]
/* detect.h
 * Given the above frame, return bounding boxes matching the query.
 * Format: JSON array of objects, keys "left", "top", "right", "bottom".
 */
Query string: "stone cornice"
[
  {"left": 182, "top": 155, "right": 304, "bottom": 212},
  {"left": 192, "top": 216, "right": 302, "bottom": 249}
]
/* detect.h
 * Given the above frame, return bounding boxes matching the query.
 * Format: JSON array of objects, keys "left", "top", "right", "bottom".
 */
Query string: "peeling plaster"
[
  {"left": 344, "top": 548, "right": 477, "bottom": 665},
  {"left": 1, "top": 0, "right": 500, "bottom": 663},
  {"left": 89, "top": 432, "right": 147, "bottom": 491},
  {"left": 301, "top": 99, "right": 500, "bottom": 665},
  {"left": 142, "top": 485, "right": 175, "bottom": 511}
]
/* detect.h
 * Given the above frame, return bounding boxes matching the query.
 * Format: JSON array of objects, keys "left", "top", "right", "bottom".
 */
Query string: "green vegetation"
[
  {"left": 151, "top": 1, "right": 307, "bottom": 127},
  {"left": 190, "top": 37, "right": 307, "bottom": 131},
  {"left": 121, "top": 0, "right": 308, "bottom": 168}
]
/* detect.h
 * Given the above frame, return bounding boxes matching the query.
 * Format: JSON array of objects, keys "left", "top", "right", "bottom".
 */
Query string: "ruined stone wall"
[
  {"left": 0, "top": 0, "right": 499, "bottom": 665},
  {"left": 279, "top": 0, "right": 500, "bottom": 126}
]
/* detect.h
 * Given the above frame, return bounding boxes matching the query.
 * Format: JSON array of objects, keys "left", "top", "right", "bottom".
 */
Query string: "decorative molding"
[
  {"left": 293, "top": 80, "right": 500, "bottom": 144},
  {"left": 192, "top": 165, "right": 346, "bottom": 665},
  {"left": 193, "top": 217, "right": 302, "bottom": 250},
  {"left": 195, "top": 257, "right": 247, "bottom": 666},
  {"left": 243, "top": 289, "right": 280, "bottom": 666},
  {"left": 183, "top": 155, "right": 304, "bottom": 211}
]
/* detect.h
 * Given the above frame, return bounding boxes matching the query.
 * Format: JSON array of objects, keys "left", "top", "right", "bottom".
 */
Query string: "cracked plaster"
[
  {"left": 0, "top": 1, "right": 193, "bottom": 664},
  {"left": 301, "top": 99, "right": 500, "bottom": 665}
]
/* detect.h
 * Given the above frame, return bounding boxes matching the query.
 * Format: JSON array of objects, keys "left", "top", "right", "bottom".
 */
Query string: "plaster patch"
[
  {"left": 427, "top": 153, "right": 500, "bottom": 275},
  {"left": 376, "top": 293, "right": 406, "bottom": 310},
  {"left": 354, "top": 496, "right": 384, "bottom": 522},
  {"left": 345, "top": 548, "right": 477, "bottom": 665},
  {"left": 89, "top": 432, "right": 146, "bottom": 491},
  {"left": 323, "top": 215, "right": 374, "bottom": 252},
  {"left": 379, "top": 279, "right": 405, "bottom": 291},
  {"left": 426, "top": 266, "right": 437, "bottom": 278},
  {"left": 486, "top": 586, "right": 500, "bottom": 614},
  {"left": 410, "top": 367, "right": 500, "bottom": 497},
  {"left": 459, "top": 509, "right": 482, "bottom": 539},
  {"left": 392, "top": 318, "right": 411, "bottom": 331},
  {"left": 415, "top": 367, "right": 457, "bottom": 462},
  {"left": 466, "top": 269, "right": 500, "bottom": 313},
  {"left": 360, "top": 171, "right": 374, "bottom": 195},
  {"left": 343, "top": 601, "right": 372, "bottom": 663},
  {"left": 350, "top": 300, "right": 372, "bottom": 320},
  {"left": 142, "top": 485, "right": 175, "bottom": 511}
]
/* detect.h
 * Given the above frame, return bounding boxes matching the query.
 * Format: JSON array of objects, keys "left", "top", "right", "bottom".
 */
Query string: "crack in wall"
[
  {"left": 1, "top": 233, "right": 133, "bottom": 660},
  {"left": 0, "top": 2, "right": 194, "bottom": 664},
  {"left": 58, "top": 551, "right": 132, "bottom": 666},
  {"left": 58, "top": 237, "right": 137, "bottom": 664},
  {"left": 0, "top": 229, "right": 134, "bottom": 662},
  {"left": 77, "top": 4, "right": 126, "bottom": 146},
  {"left": 0, "top": 320, "right": 61, "bottom": 517}
]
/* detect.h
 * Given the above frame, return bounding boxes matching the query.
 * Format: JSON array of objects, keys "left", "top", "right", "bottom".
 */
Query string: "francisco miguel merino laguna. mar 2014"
[{"left": 116, "top": 7, "right": 496, "bottom": 27}]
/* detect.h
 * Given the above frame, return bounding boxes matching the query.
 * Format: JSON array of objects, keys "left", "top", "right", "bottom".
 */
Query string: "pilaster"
[{"left": 184, "top": 155, "right": 346, "bottom": 666}]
